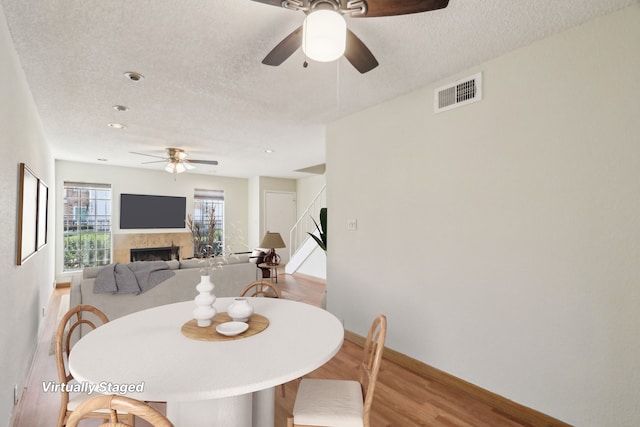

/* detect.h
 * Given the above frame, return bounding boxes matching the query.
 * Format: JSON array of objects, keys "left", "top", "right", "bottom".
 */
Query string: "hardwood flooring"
[{"left": 12, "top": 272, "right": 534, "bottom": 427}]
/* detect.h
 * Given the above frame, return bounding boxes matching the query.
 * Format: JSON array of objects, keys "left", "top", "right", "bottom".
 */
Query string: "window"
[
  {"left": 63, "top": 182, "right": 112, "bottom": 271},
  {"left": 192, "top": 189, "right": 224, "bottom": 256}
]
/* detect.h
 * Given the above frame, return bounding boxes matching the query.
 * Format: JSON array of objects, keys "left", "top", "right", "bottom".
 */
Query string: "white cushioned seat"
[
  {"left": 287, "top": 315, "right": 387, "bottom": 427},
  {"left": 292, "top": 378, "right": 364, "bottom": 427}
]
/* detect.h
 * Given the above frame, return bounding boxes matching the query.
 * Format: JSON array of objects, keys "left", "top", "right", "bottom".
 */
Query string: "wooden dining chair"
[
  {"left": 240, "top": 279, "right": 289, "bottom": 397},
  {"left": 55, "top": 304, "right": 135, "bottom": 427},
  {"left": 240, "top": 280, "right": 282, "bottom": 298},
  {"left": 287, "top": 314, "right": 387, "bottom": 427},
  {"left": 66, "top": 394, "right": 173, "bottom": 427}
]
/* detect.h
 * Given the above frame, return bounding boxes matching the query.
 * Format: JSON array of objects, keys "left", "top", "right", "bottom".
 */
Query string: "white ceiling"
[{"left": 2, "top": 0, "right": 635, "bottom": 179}]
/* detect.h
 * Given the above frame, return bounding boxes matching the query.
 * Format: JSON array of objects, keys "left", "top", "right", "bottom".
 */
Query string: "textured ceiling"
[{"left": 1, "top": 0, "right": 635, "bottom": 178}]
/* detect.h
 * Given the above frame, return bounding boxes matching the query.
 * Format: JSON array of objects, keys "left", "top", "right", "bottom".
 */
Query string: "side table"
[{"left": 258, "top": 263, "right": 279, "bottom": 283}]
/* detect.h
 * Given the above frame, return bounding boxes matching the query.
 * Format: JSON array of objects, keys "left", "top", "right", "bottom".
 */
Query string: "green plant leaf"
[
  {"left": 307, "top": 232, "right": 327, "bottom": 251},
  {"left": 307, "top": 207, "right": 327, "bottom": 252}
]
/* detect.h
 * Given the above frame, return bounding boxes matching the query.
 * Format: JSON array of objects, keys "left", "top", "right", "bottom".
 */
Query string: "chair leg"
[
  {"left": 57, "top": 408, "right": 67, "bottom": 427},
  {"left": 286, "top": 415, "right": 294, "bottom": 427}
]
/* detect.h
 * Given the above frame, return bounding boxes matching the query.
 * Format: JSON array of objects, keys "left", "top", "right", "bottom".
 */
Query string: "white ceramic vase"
[
  {"left": 193, "top": 275, "right": 217, "bottom": 327},
  {"left": 227, "top": 297, "right": 253, "bottom": 322}
]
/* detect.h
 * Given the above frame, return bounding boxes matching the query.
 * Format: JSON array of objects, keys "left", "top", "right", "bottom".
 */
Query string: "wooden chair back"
[
  {"left": 359, "top": 314, "right": 387, "bottom": 426},
  {"left": 56, "top": 304, "right": 109, "bottom": 384},
  {"left": 240, "top": 280, "right": 282, "bottom": 298},
  {"left": 66, "top": 394, "right": 174, "bottom": 427},
  {"left": 240, "top": 280, "right": 287, "bottom": 396},
  {"left": 55, "top": 304, "right": 111, "bottom": 427}
]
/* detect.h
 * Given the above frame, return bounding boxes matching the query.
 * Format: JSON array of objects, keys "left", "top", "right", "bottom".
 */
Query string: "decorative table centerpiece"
[{"left": 193, "top": 274, "right": 216, "bottom": 327}]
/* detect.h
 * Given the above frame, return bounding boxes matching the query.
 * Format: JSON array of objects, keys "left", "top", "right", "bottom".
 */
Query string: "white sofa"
[{"left": 69, "top": 254, "right": 258, "bottom": 323}]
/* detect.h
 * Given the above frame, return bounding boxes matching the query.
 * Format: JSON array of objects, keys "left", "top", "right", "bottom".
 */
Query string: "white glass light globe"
[{"left": 302, "top": 10, "right": 347, "bottom": 62}]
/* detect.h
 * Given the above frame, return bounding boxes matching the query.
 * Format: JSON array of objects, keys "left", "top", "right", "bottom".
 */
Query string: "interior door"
[{"left": 264, "top": 191, "right": 297, "bottom": 265}]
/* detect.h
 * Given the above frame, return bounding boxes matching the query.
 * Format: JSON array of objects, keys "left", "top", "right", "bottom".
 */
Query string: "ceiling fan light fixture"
[
  {"left": 302, "top": 10, "right": 346, "bottom": 62},
  {"left": 165, "top": 161, "right": 186, "bottom": 174}
]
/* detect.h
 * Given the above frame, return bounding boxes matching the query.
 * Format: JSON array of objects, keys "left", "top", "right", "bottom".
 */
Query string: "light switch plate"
[{"left": 347, "top": 219, "right": 357, "bottom": 231}]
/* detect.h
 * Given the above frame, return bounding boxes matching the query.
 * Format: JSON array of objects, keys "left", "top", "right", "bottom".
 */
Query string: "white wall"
[
  {"left": 248, "top": 177, "right": 260, "bottom": 249},
  {"left": 295, "top": 244, "right": 327, "bottom": 279},
  {"left": 55, "top": 161, "right": 249, "bottom": 282},
  {"left": 296, "top": 174, "right": 326, "bottom": 221},
  {"left": 0, "top": 4, "right": 55, "bottom": 425},
  {"left": 291, "top": 174, "right": 326, "bottom": 278},
  {"left": 326, "top": 5, "right": 640, "bottom": 427}
]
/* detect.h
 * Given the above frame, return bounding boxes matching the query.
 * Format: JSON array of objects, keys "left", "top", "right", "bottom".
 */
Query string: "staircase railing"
[{"left": 289, "top": 185, "right": 326, "bottom": 260}]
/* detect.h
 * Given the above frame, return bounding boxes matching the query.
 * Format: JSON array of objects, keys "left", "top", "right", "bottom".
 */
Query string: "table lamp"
[{"left": 260, "top": 231, "right": 286, "bottom": 265}]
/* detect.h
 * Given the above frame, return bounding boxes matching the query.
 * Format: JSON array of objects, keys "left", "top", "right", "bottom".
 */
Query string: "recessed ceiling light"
[
  {"left": 113, "top": 105, "right": 129, "bottom": 112},
  {"left": 107, "top": 123, "right": 126, "bottom": 129},
  {"left": 265, "top": 149, "right": 274, "bottom": 154},
  {"left": 124, "top": 71, "right": 144, "bottom": 82}
]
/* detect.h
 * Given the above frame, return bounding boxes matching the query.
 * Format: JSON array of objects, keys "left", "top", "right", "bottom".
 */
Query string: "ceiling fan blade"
[
  {"left": 356, "top": 0, "right": 449, "bottom": 17},
  {"left": 250, "top": 0, "right": 284, "bottom": 7},
  {"left": 344, "top": 29, "right": 378, "bottom": 74},
  {"left": 130, "top": 151, "right": 167, "bottom": 159},
  {"left": 141, "top": 160, "right": 169, "bottom": 164},
  {"left": 262, "top": 26, "right": 303, "bottom": 66},
  {"left": 187, "top": 159, "right": 219, "bottom": 166}
]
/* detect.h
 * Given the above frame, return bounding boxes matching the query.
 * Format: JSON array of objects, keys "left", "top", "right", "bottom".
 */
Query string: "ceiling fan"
[
  {"left": 130, "top": 148, "right": 219, "bottom": 174},
  {"left": 255, "top": 0, "right": 450, "bottom": 74}
]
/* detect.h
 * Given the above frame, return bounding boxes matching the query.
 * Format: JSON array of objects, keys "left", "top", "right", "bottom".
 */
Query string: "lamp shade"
[
  {"left": 302, "top": 10, "right": 346, "bottom": 62},
  {"left": 260, "top": 231, "right": 286, "bottom": 249}
]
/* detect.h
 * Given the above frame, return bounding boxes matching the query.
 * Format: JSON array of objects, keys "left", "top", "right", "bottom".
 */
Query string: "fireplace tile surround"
[{"left": 113, "top": 232, "right": 193, "bottom": 264}]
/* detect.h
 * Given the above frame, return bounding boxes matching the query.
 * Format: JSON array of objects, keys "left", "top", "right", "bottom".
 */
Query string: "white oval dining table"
[{"left": 69, "top": 297, "right": 344, "bottom": 427}]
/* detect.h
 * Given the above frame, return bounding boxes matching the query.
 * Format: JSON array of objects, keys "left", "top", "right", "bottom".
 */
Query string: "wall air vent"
[{"left": 434, "top": 72, "right": 482, "bottom": 113}]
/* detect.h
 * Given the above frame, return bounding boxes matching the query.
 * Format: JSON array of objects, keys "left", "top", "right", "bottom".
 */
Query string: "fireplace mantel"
[{"left": 113, "top": 232, "right": 193, "bottom": 263}]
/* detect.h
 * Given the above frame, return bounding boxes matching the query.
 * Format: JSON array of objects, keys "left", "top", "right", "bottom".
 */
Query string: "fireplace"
[
  {"left": 130, "top": 246, "right": 180, "bottom": 262},
  {"left": 113, "top": 233, "right": 192, "bottom": 263}
]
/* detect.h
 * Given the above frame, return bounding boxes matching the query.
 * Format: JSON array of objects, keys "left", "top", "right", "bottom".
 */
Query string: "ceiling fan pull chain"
[{"left": 303, "top": 21, "right": 309, "bottom": 69}]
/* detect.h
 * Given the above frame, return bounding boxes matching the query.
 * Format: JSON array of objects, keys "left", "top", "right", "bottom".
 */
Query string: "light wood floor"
[{"left": 12, "top": 272, "right": 532, "bottom": 427}]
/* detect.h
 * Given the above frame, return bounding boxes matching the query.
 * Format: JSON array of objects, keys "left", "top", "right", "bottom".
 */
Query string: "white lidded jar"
[{"left": 227, "top": 297, "right": 253, "bottom": 322}]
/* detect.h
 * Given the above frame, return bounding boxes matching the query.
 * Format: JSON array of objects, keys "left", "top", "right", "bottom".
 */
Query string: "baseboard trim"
[{"left": 344, "top": 330, "right": 571, "bottom": 427}]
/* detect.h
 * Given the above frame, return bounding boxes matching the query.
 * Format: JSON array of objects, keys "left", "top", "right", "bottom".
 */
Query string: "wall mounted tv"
[{"left": 120, "top": 194, "right": 186, "bottom": 229}]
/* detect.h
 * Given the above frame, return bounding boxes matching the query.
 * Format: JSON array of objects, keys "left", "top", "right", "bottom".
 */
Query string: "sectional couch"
[{"left": 69, "top": 254, "right": 258, "bottom": 323}]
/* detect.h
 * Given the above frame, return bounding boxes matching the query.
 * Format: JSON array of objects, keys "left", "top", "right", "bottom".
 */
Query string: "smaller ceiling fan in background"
[
  {"left": 255, "top": 0, "right": 450, "bottom": 74},
  {"left": 130, "top": 148, "right": 218, "bottom": 174}
]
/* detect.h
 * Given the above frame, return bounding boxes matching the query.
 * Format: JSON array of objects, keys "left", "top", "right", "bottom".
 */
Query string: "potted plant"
[
  {"left": 307, "top": 207, "right": 327, "bottom": 252},
  {"left": 187, "top": 208, "right": 218, "bottom": 258}
]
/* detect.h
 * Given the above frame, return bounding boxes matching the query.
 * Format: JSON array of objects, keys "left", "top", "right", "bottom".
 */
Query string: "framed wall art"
[
  {"left": 17, "top": 163, "right": 38, "bottom": 265},
  {"left": 37, "top": 179, "right": 48, "bottom": 250}
]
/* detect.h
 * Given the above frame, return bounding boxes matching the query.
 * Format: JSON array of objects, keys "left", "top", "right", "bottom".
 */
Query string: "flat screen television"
[{"left": 120, "top": 194, "right": 186, "bottom": 229}]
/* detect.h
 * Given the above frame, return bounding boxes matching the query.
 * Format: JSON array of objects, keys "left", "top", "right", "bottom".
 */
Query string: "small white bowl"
[{"left": 216, "top": 321, "right": 249, "bottom": 337}]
